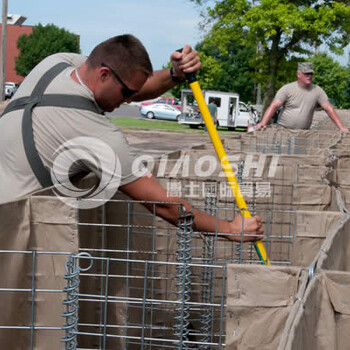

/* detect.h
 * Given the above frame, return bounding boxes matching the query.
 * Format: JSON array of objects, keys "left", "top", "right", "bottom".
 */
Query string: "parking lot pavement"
[
  {"left": 122, "top": 129, "right": 211, "bottom": 157},
  {"left": 106, "top": 103, "right": 143, "bottom": 119}
]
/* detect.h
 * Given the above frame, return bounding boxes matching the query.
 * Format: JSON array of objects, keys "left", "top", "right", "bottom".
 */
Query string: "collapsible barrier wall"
[
  {"left": 0, "top": 196, "right": 78, "bottom": 349},
  {"left": 223, "top": 117, "right": 350, "bottom": 350},
  {"left": 1, "top": 113, "right": 350, "bottom": 349}
]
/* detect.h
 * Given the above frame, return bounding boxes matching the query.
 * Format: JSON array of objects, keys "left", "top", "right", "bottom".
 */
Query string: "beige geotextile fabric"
[
  {"left": 329, "top": 132, "right": 350, "bottom": 150},
  {"left": 0, "top": 196, "right": 78, "bottom": 350},
  {"left": 0, "top": 100, "right": 9, "bottom": 115},
  {"left": 337, "top": 187, "right": 350, "bottom": 211},
  {"left": 316, "top": 216, "right": 350, "bottom": 272},
  {"left": 225, "top": 264, "right": 303, "bottom": 350},
  {"left": 292, "top": 211, "right": 345, "bottom": 267},
  {"left": 279, "top": 271, "right": 350, "bottom": 350},
  {"left": 293, "top": 184, "right": 331, "bottom": 206}
]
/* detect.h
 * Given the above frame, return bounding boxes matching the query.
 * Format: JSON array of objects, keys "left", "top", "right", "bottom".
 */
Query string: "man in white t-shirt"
[
  {"left": 0, "top": 34, "right": 263, "bottom": 242},
  {"left": 255, "top": 62, "right": 348, "bottom": 132}
]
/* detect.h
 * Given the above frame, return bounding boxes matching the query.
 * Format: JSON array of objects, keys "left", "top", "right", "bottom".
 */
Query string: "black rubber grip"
[{"left": 176, "top": 48, "right": 198, "bottom": 84}]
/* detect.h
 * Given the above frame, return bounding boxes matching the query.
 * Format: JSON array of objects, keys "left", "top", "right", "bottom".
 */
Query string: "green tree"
[
  {"left": 170, "top": 40, "right": 255, "bottom": 102},
  {"left": 310, "top": 53, "right": 350, "bottom": 109},
  {"left": 191, "top": 0, "right": 350, "bottom": 110},
  {"left": 196, "top": 40, "right": 256, "bottom": 102},
  {"left": 15, "top": 23, "right": 80, "bottom": 77}
]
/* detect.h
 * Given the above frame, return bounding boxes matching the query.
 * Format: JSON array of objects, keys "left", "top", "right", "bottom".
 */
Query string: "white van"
[{"left": 178, "top": 89, "right": 259, "bottom": 130}]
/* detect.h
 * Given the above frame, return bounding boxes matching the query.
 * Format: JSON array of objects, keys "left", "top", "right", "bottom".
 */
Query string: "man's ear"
[{"left": 99, "top": 66, "right": 110, "bottom": 82}]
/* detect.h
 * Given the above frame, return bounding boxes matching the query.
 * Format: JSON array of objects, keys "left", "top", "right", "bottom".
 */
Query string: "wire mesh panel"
[
  {"left": 0, "top": 250, "right": 72, "bottom": 349},
  {"left": 71, "top": 199, "right": 228, "bottom": 349},
  {"left": 62, "top": 255, "right": 227, "bottom": 349},
  {"left": 0, "top": 194, "right": 298, "bottom": 349},
  {"left": 219, "top": 127, "right": 347, "bottom": 155},
  {"left": 63, "top": 194, "right": 298, "bottom": 349},
  {"left": 0, "top": 196, "right": 78, "bottom": 349}
]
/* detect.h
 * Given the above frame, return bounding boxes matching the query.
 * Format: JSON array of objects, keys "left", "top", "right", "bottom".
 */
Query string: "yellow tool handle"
[{"left": 187, "top": 79, "right": 270, "bottom": 265}]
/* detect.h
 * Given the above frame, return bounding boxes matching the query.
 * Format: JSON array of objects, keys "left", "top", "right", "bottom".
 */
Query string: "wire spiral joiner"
[
  {"left": 199, "top": 192, "right": 217, "bottom": 349},
  {"left": 61, "top": 252, "right": 93, "bottom": 349},
  {"left": 174, "top": 206, "right": 194, "bottom": 349}
]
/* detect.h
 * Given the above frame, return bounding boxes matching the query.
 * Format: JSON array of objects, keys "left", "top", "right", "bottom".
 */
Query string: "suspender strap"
[
  {"left": 22, "top": 63, "right": 72, "bottom": 187},
  {"left": 2, "top": 62, "right": 101, "bottom": 188},
  {"left": 3, "top": 94, "right": 99, "bottom": 114}
]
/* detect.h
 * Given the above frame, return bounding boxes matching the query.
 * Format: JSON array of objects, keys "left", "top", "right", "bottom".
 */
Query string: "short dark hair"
[{"left": 87, "top": 34, "right": 153, "bottom": 80}]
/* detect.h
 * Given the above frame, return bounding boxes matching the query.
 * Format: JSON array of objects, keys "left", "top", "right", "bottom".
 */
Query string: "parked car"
[
  {"left": 139, "top": 103, "right": 181, "bottom": 121},
  {"left": 141, "top": 97, "right": 181, "bottom": 110},
  {"left": 4, "top": 82, "right": 18, "bottom": 99}
]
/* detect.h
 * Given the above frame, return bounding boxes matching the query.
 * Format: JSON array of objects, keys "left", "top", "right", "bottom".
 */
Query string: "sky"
[
  {"left": 7, "top": 0, "right": 349, "bottom": 68},
  {"left": 8, "top": 0, "right": 204, "bottom": 70}
]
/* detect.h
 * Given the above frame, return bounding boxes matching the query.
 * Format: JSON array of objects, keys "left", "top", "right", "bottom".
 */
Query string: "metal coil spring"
[
  {"left": 248, "top": 183, "right": 257, "bottom": 262},
  {"left": 61, "top": 253, "right": 93, "bottom": 349},
  {"left": 204, "top": 192, "right": 217, "bottom": 216},
  {"left": 199, "top": 235, "right": 215, "bottom": 349},
  {"left": 174, "top": 208, "right": 194, "bottom": 349},
  {"left": 235, "top": 161, "right": 245, "bottom": 262},
  {"left": 199, "top": 194, "right": 217, "bottom": 348},
  {"left": 287, "top": 138, "right": 292, "bottom": 154}
]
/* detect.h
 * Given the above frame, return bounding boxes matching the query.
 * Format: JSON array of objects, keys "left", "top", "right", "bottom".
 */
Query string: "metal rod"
[
  {"left": 30, "top": 251, "right": 37, "bottom": 350},
  {"left": 1, "top": 0, "right": 8, "bottom": 101}
]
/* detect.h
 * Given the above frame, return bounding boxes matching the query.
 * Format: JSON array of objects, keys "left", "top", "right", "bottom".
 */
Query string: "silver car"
[
  {"left": 139, "top": 103, "right": 181, "bottom": 121},
  {"left": 4, "top": 82, "right": 18, "bottom": 99}
]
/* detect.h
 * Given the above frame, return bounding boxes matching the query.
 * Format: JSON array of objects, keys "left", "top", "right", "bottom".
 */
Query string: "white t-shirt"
[
  {"left": 0, "top": 53, "right": 141, "bottom": 205},
  {"left": 276, "top": 81, "right": 328, "bottom": 129}
]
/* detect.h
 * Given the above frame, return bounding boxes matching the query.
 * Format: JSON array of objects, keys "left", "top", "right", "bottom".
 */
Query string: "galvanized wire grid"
[
  {"left": 0, "top": 195, "right": 296, "bottom": 349},
  {"left": 0, "top": 250, "right": 72, "bottom": 347},
  {"left": 240, "top": 133, "right": 320, "bottom": 154},
  {"left": 69, "top": 196, "right": 295, "bottom": 349},
  {"left": 68, "top": 201, "right": 229, "bottom": 349},
  {"left": 64, "top": 256, "right": 227, "bottom": 349}
]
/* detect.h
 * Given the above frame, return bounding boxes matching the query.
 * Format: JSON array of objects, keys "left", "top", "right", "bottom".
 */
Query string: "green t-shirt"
[
  {"left": 275, "top": 81, "right": 328, "bottom": 129},
  {"left": 208, "top": 103, "right": 218, "bottom": 121}
]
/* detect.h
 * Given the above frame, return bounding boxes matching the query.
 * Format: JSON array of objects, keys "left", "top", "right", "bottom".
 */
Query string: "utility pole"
[
  {"left": 252, "top": 0, "right": 262, "bottom": 106},
  {"left": 256, "top": 41, "right": 263, "bottom": 106},
  {"left": 1, "top": 0, "right": 8, "bottom": 101}
]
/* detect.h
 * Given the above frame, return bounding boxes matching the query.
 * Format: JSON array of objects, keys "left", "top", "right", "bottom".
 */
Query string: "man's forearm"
[
  {"left": 260, "top": 105, "right": 277, "bottom": 126},
  {"left": 132, "top": 69, "right": 179, "bottom": 102},
  {"left": 327, "top": 110, "right": 346, "bottom": 130},
  {"left": 144, "top": 196, "right": 223, "bottom": 233},
  {"left": 120, "top": 176, "right": 262, "bottom": 242},
  {"left": 322, "top": 101, "right": 348, "bottom": 131},
  {"left": 328, "top": 111, "right": 344, "bottom": 130}
]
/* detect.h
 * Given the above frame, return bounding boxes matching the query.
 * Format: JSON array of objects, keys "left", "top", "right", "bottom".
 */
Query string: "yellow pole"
[{"left": 188, "top": 79, "right": 270, "bottom": 265}]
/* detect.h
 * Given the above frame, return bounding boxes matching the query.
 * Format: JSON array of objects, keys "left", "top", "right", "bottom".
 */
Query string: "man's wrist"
[{"left": 170, "top": 67, "right": 186, "bottom": 83}]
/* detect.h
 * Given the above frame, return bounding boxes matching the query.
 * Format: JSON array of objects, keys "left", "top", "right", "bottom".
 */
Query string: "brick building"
[{"left": 0, "top": 24, "right": 33, "bottom": 84}]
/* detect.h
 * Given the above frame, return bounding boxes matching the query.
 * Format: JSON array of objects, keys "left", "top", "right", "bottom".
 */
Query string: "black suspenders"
[{"left": 1, "top": 62, "right": 101, "bottom": 188}]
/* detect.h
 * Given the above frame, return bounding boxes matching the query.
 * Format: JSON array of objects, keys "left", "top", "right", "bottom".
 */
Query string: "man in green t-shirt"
[
  {"left": 255, "top": 62, "right": 348, "bottom": 132},
  {"left": 204, "top": 97, "right": 218, "bottom": 131}
]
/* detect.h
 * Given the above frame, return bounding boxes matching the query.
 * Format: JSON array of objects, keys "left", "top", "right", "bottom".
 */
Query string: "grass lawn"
[
  {"left": 111, "top": 117, "right": 200, "bottom": 132},
  {"left": 111, "top": 117, "right": 243, "bottom": 134}
]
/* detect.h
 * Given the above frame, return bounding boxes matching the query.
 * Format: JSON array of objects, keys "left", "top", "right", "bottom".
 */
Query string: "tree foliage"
[
  {"left": 191, "top": 0, "right": 350, "bottom": 110},
  {"left": 15, "top": 23, "right": 80, "bottom": 77},
  {"left": 196, "top": 40, "right": 256, "bottom": 102},
  {"left": 170, "top": 40, "right": 256, "bottom": 102},
  {"left": 309, "top": 53, "right": 350, "bottom": 109}
]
